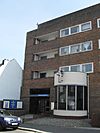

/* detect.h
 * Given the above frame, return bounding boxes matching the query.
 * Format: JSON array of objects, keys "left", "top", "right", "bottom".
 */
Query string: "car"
[{"left": 0, "top": 109, "right": 22, "bottom": 130}]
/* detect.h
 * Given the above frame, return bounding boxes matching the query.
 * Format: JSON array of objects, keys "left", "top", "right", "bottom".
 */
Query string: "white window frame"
[
  {"left": 98, "top": 39, "right": 100, "bottom": 49},
  {"left": 60, "top": 66, "right": 70, "bottom": 72},
  {"left": 59, "top": 41, "right": 93, "bottom": 56},
  {"left": 70, "top": 64, "right": 81, "bottom": 72},
  {"left": 59, "top": 46, "right": 69, "bottom": 56},
  {"left": 81, "top": 41, "right": 93, "bottom": 52},
  {"left": 60, "top": 28, "right": 69, "bottom": 37},
  {"left": 60, "top": 21, "right": 92, "bottom": 38},
  {"left": 60, "top": 62, "right": 93, "bottom": 73},
  {"left": 70, "top": 43, "right": 81, "bottom": 54},
  {"left": 97, "top": 18, "right": 100, "bottom": 28},
  {"left": 82, "top": 62, "right": 93, "bottom": 73},
  {"left": 70, "top": 25, "right": 80, "bottom": 35},
  {"left": 81, "top": 21, "right": 92, "bottom": 32}
]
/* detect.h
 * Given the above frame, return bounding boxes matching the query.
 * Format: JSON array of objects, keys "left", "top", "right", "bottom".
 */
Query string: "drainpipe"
[{"left": 87, "top": 74, "right": 90, "bottom": 119}]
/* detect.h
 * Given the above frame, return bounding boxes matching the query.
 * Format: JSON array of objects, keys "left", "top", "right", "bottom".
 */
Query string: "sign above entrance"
[{"left": 30, "top": 94, "right": 49, "bottom": 97}]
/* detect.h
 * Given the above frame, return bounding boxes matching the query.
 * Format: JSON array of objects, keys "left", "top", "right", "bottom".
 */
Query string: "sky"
[{"left": 0, "top": 0, "right": 100, "bottom": 68}]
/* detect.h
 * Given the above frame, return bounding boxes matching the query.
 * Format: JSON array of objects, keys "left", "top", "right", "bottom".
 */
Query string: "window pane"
[
  {"left": 81, "top": 41, "right": 92, "bottom": 51},
  {"left": 60, "top": 47, "right": 69, "bottom": 55},
  {"left": 97, "top": 19, "right": 100, "bottom": 28},
  {"left": 61, "top": 67, "right": 69, "bottom": 72},
  {"left": 71, "top": 65, "right": 80, "bottom": 72},
  {"left": 84, "top": 86, "right": 88, "bottom": 110},
  {"left": 98, "top": 39, "right": 100, "bottom": 49},
  {"left": 77, "top": 86, "right": 83, "bottom": 110},
  {"left": 82, "top": 63, "right": 92, "bottom": 73},
  {"left": 58, "top": 86, "right": 66, "bottom": 110},
  {"left": 71, "top": 26, "right": 79, "bottom": 34},
  {"left": 71, "top": 44, "right": 80, "bottom": 53},
  {"left": 68, "top": 86, "right": 75, "bottom": 110},
  {"left": 41, "top": 56, "right": 47, "bottom": 60},
  {"left": 61, "top": 28, "right": 69, "bottom": 37},
  {"left": 81, "top": 22, "right": 91, "bottom": 31},
  {"left": 40, "top": 73, "right": 46, "bottom": 78}
]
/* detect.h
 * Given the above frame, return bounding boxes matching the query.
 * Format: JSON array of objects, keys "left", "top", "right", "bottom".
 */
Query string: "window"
[
  {"left": 40, "top": 73, "right": 46, "bottom": 78},
  {"left": 77, "top": 86, "right": 83, "bottom": 110},
  {"left": 60, "top": 21, "right": 92, "bottom": 38},
  {"left": 61, "top": 66, "right": 69, "bottom": 72},
  {"left": 31, "top": 71, "right": 39, "bottom": 79},
  {"left": 71, "top": 65, "right": 80, "bottom": 72},
  {"left": 68, "top": 86, "right": 75, "bottom": 110},
  {"left": 98, "top": 39, "right": 100, "bottom": 49},
  {"left": 59, "top": 41, "right": 93, "bottom": 56},
  {"left": 60, "top": 46, "right": 69, "bottom": 55},
  {"left": 81, "top": 41, "right": 92, "bottom": 51},
  {"left": 71, "top": 25, "right": 79, "bottom": 34},
  {"left": 33, "top": 54, "right": 40, "bottom": 61},
  {"left": 35, "top": 38, "right": 40, "bottom": 44},
  {"left": 60, "top": 28, "right": 69, "bottom": 37},
  {"left": 81, "top": 22, "right": 91, "bottom": 31},
  {"left": 58, "top": 86, "right": 66, "bottom": 110},
  {"left": 97, "top": 18, "right": 100, "bottom": 28},
  {"left": 82, "top": 63, "right": 93, "bottom": 73},
  {"left": 70, "top": 44, "right": 80, "bottom": 53},
  {"left": 55, "top": 85, "right": 88, "bottom": 111},
  {"left": 40, "top": 56, "right": 47, "bottom": 60},
  {"left": 60, "top": 62, "right": 93, "bottom": 73}
]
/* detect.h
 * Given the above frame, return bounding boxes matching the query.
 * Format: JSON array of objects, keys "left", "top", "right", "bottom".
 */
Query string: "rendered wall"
[{"left": 0, "top": 59, "right": 22, "bottom": 100}]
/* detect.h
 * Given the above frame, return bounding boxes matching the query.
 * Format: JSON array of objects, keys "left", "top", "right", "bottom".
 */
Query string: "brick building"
[{"left": 22, "top": 4, "right": 100, "bottom": 118}]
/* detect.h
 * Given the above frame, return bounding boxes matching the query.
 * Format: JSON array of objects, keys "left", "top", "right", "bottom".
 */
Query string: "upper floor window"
[
  {"left": 60, "top": 62, "right": 93, "bottom": 73},
  {"left": 40, "top": 56, "right": 47, "bottom": 60},
  {"left": 40, "top": 72, "right": 47, "bottom": 78},
  {"left": 71, "top": 65, "right": 80, "bottom": 72},
  {"left": 98, "top": 39, "right": 100, "bottom": 49},
  {"left": 60, "top": 41, "right": 92, "bottom": 56},
  {"left": 81, "top": 41, "right": 92, "bottom": 51},
  {"left": 61, "top": 66, "right": 69, "bottom": 72},
  {"left": 82, "top": 63, "right": 93, "bottom": 73},
  {"left": 31, "top": 71, "right": 39, "bottom": 79},
  {"left": 60, "top": 46, "right": 69, "bottom": 55},
  {"left": 71, "top": 25, "right": 79, "bottom": 34},
  {"left": 70, "top": 44, "right": 80, "bottom": 53},
  {"left": 60, "top": 28, "right": 69, "bottom": 37},
  {"left": 60, "top": 21, "right": 92, "bottom": 38},
  {"left": 81, "top": 22, "right": 91, "bottom": 31},
  {"left": 97, "top": 18, "right": 100, "bottom": 28}
]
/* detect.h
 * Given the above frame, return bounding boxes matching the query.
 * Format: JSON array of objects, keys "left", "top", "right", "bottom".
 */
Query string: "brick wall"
[{"left": 22, "top": 4, "right": 100, "bottom": 116}]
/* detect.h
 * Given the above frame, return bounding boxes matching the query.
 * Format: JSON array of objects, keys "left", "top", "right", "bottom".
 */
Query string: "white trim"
[
  {"left": 60, "top": 62, "right": 93, "bottom": 73},
  {"left": 98, "top": 39, "right": 100, "bottom": 49},
  {"left": 60, "top": 21, "right": 92, "bottom": 38},
  {"left": 81, "top": 21, "right": 92, "bottom": 32},
  {"left": 54, "top": 110, "right": 87, "bottom": 116},
  {"left": 70, "top": 25, "right": 80, "bottom": 35},
  {"left": 59, "top": 40, "right": 93, "bottom": 56},
  {"left": 97, "top": 18, "right": 100, "bottom": 28},
  {"left": 75, "top": 85, "right": 77, "bottom": 110}
]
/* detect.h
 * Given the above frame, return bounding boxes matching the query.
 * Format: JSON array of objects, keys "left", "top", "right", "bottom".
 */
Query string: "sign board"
[{"left": 3, "top": 99, "right": 23, "bottom": 109}]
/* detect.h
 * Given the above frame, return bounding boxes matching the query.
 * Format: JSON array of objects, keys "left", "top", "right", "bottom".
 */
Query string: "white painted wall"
[
  {"left": 0, "top": 59, "right": 22, "bottom": 100},
  {"left": 54, "top": 110, "right": 87, "bottom": 116},
  {"left": 54, "top": 72, "right": 87, "bottom": 86}
]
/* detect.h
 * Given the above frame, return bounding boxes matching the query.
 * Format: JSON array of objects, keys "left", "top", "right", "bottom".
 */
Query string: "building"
[
  {"left": 22, "top": 4, "right": 100, "bottom": 117},
  {"left": 0, "top": 59, "right": 22, "bottom": 109}
]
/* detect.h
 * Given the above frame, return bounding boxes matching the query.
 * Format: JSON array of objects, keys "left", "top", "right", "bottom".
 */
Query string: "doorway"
[{"left": 30, "top": 97, "right": 50, "bottom": 114}]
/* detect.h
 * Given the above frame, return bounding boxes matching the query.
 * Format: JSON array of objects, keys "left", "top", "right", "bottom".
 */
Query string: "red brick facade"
[{"left": 22, "top": 4, "right": 100, "bottom": 117}]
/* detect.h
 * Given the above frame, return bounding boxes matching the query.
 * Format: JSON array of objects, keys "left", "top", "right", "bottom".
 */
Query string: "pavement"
[{"left": 19, "top": 114, "right": 100, "bottom": 133}]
